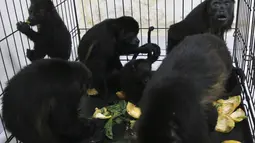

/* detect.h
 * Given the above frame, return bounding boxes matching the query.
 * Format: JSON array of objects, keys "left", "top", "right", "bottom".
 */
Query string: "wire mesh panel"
[
  {"left": 74, "top": 0, "right": 237, "bottom": 71},
  {"left": 0, "top": 0, "right": 254, "bottom": 142},
  {"left": 0, "top": 0, "right": 80, "bottom": 142},
  {"left": 233, "top": 0, "right": 255, "bottom": 140},
  {"left": 0, "top": 0, "right": 80, "bottom": 90}
]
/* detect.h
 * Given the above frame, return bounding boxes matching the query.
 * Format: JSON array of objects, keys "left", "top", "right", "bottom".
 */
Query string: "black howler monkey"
[
  {"left": 167, "top": 0, "right": 235, "bottom": 54},
  {"left": 17, "top": 0, "right": 71, "bottom": 62},
  {"left": 77, "top": 16, "right": 158, "bottom": 97},
  {"left": 77, "top": 16, "right": 140, "bottom": 97},
  {"left": 136, "top": 33, "right": 232, "bottom": 143},
  {"left": 2, "top": 59, "right": 94, "bottom": 143},
  {"left": 118, "top": 26, "right": 161, "bottom": 104}
]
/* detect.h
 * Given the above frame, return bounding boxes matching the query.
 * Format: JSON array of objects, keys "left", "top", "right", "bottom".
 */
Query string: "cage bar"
[{"left": 0, "top": 0, "right": 254, "bottom": 142}]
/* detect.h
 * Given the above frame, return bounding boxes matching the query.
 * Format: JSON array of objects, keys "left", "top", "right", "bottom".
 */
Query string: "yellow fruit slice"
[
  {"left": 215, "top": 114, "right": 235, "bottom": 133},
  {"left": 25, "top": 20, "right": 30, "bottom": 24},
  {"left": 116, "top": 91, "right": 126, "bottom": 99},
  {"left": 230, "top": 108, "right": 247, "bottom": 122},
  {"left": 217, "top": 102, "right": 236, "bottom": 115},
  {"left": 216, "top": 96, "right": 241, "bottom": 111},
  {"left": 213, "top": 101, "right": 221, "bottom": 108},
  {"left": 92, "top": 107, "right": 112, "bottom": 119},
  {"left": 222, "top": 140, "right": 241, "bottom": 143},
  {"left": 126, "top": 102, "right": 141, "bottom": 119},
  {"left": 87, "top": 88, "right": 99, "bottom": 96}
]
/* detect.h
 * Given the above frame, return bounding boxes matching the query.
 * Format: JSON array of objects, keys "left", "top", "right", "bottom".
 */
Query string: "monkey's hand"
[{"left": 17, "top": 21, "right": 31, "bottom": 34}]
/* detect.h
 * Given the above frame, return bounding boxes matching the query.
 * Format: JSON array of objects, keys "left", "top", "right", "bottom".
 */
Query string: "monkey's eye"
[
  {"left": 225, "top": 2, "right": 230, "bottom": 6},
  {"left": 212, "top": 2, "right": 220, "bottom": 8}
]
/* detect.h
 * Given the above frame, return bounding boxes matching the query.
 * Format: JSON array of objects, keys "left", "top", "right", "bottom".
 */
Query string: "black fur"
[
  {"left": 167, "top": 0, "right": 235, "bottom": 54},
  {"left": 77, "top": 16, "right": 141, "bottom": 96},
  {"left": 118, "top": 46, "right": 160, "bottom": 104},
  {"left": 2, "top": 59, "right": 94, "bottom": 143},
  {"left": 132, "top": 26, "right": 155, "bottom": 60},
  {"left": 136, "top": 34, "right": 232, "bottom": 143},
  {"left": 118, "top": 26, "right": 161, "bottom": 104},
  {"left": 16, "top": 0, "right": 71, "bottom": 62}
]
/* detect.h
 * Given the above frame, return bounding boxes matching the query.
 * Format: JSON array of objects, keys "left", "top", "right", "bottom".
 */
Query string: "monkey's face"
[
  {"left": 209, "top": 0, "right": 234, "bottom": 25},
  {"left": 123, "top": 32, "right": 140, "bottom": 47},
  {"left": 27, "top": 4, "right": 48, "bottom": 26},
  {"left": 113, "top": 16, "right": 140, "bottom": 53},
  {"left": 118, "top": 31, "right": 140, "bottom": 52}
]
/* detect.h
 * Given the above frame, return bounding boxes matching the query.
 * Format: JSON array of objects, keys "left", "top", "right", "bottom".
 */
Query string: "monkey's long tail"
[
  {"left": 132, "top": 26, "right": 155, "bottom": 60},
  {"left": 147, "top": 26, "right": 154, "bottom": 43}
]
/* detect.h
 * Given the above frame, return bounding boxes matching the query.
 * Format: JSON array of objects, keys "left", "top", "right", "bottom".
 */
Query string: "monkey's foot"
[{"left": 87, "top": 88, "right": 99, "bottom": 96}]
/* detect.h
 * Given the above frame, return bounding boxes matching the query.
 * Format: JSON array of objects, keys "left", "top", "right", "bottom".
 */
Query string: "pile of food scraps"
[
  {"left": 213, "top": 95, "right": 247, "bottom": 134},
  {"left": 91, "top": 95, "right": 141, "bottom": 140}
]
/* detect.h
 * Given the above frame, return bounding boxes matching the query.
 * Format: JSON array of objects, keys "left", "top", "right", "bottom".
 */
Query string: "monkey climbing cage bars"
[{"left": 0, "top": 0, "right": 254, "bottom": 142}]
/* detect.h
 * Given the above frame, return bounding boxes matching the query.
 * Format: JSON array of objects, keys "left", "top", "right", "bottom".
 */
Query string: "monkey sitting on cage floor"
[
  {"left": 77, "top": 16, "right": 159, "bottom": 98},
  {"left": 167, "top": 0, "right": 235, "bottom": 54},
  {"left": 16, "top": 0, "right": 71, "bottom": 62},
  {"left": 2, "top": 59, "right": 96, "bottom": 143},
  {"left": 135, "top": 33, "right": 233, "bottom": 143}
]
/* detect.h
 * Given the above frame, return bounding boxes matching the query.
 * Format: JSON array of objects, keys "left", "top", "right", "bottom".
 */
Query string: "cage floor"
[{"left": 79, "top": 76, "right": 254, "bottom": 143}]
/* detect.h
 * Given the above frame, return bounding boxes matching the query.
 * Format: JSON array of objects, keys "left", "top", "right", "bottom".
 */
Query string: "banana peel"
[
  {"left": 222, "top": 140, "right": 241, "bottom": 143},
  {"left": 126, "top": 102, "right": 141, "bottom": 119},
  {"left": 92, "top": 107, "right": 112, "bottom": 119},
  {"left": 230, "top": 108, "right": 247, "bottom": 122},
  {"left": 215, "top": 114, "right": 235, "bottom": 133}
]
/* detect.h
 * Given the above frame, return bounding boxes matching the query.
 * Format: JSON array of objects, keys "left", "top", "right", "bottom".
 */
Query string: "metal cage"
[{"left": 0, "top": 0, "right": 254, "bottom": 142}]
